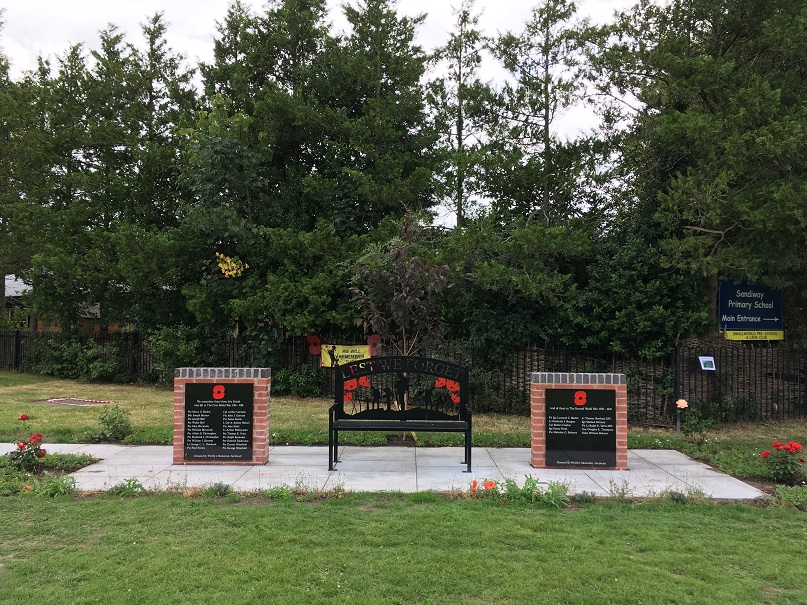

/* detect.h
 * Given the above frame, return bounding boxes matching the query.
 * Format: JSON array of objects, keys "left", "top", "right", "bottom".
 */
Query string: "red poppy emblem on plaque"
[{"left": 212, "top": 385, "right": 225, "bottom": 400}]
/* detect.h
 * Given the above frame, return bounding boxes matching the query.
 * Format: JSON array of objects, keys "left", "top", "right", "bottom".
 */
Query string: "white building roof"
[{"left": 4, "top": 275, "right": 30, "bottom": 297}]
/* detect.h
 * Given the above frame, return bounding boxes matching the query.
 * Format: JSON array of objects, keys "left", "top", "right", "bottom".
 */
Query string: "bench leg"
[
  {"left": 329, "top": 429, "right": 339, "bottom": 471},
  {"left": 464, "top": 429, "right": 472, "bottom": 473}
]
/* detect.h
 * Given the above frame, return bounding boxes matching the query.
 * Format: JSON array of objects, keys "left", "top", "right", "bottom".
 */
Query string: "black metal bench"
[{"left": 329, "top": 356, "right": 472, "bottom": 472}]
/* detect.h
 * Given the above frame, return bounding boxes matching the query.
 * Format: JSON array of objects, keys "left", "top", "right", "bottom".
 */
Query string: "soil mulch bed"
[{"left": 32, "top": 398, "right": 113, "bottom": 407}]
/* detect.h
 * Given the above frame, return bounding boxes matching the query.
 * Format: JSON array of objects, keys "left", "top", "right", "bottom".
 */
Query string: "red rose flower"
[
  {"left": 36, "top": 449, "right": 46, "bottom": 458},
  {"left": 17, "top": 442, "right": 26, "bottom": 450},
  {"left": 18, "top": 414, "right": 29, "bottom": 421},
  {"left": 761, "top": 450, "right": 770, "bottom": 459},
  {"left": 800, "top": 457, "right": 806, "bottom": 464},
  {"left": 772, "top": 441, "right": 782, "bottom": 449},
  {"left": 29, "top": 433, "right": 43, "bottom": 443}
]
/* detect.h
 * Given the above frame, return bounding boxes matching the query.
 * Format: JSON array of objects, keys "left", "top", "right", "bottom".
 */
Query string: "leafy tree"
[
  {"left": 439, "top": 214, "right": 590, "bottom": 364},
  {"left": 601, "top": 0, "right": 807, "bottom": 323},
  {"left": 199, "top": 0, "right": 259, "bottom": 112},
  {"left": 0, "top": 16, "right": 24, "bottom": 311},
  {"left": 351, "top": 215, "right": 450, "bottom": 356},
  {"left": 486, "top": 0, "right": 596, "bottom": 225},
  {"left": 18, "top": 17, "right": 197, "bottom": 331},
  {"left": 316, "top": 0, "right": 438, "bottom": 234},
  {"left": 428, "top": 0, "right": 491, "bottom": 226}
]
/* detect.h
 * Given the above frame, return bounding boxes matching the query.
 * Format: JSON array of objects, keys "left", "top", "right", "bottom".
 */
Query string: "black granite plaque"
[
  {"left": 545, "top": 388, "right": 616, "bottom": 467},
  {"left": 184, "top": 383, "right": 254, "bottom": 461}
]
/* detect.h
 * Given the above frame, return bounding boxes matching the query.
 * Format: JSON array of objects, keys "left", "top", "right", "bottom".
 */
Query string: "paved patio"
[{"left": 2, "top": 443, "right": 769, "bottom": 500}]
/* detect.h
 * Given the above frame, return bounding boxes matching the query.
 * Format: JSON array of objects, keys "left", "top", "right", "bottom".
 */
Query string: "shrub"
[
  {"left": 85, "top": 405, "right": 133, "bottom": 442},
  {"left": 271, "top": 365, "right": 326, "bottom": 398},
  {"left": 108, "top": 478, "right": 146, "bottom": 497},
  {"left": 774, "top": 485, "right": 807, "bottom": 509},
  {"left": 26, "top": 334, "right": 133, "bottom": 382},
  {"left": 35, "top": 473, "right": 77, "bottom": 498},
  {"left": 760, "top": 441, "right": 806, "bottom": 485},
  {"left": 146, "top": 325, "right": 237, "bottom": 385},
  {"left": 204, "top": 482, "right": 233, "bottom": 498},
  {"left": 469, "top": 476, "right": 570, "bottom": 509},
  {"left": 7, "top": 432, "right": 47, "bottom": 472}
]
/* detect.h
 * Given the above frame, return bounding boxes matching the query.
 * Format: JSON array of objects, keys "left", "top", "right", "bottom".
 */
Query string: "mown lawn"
[
  {"left": 0, "top": 370, "right": 530, "bottom": 447},
  {"left": 2, "top": 494, "right": 807, "bottom": 605},
  {"left": 2, "top": 370, "right": 806, "bottom": 485}
]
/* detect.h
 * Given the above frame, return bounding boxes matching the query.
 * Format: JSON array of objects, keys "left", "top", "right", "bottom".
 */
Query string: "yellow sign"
[
  {"left": 321, "top": 344, "right": 371, "bottom": 368},
  {"left": 724, "top": 330, "right": 784, "bottom": 341}
]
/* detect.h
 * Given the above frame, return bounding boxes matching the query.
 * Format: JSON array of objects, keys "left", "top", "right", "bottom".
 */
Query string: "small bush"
[
  {"left": 774, "top": 485, "right": 807, "bottom": 510},
  {"left": 572, "top": 491, "right": 596, "bottom": 504},
  {"left": 204, "top": 482, "right": 233, "bottom": 498},
  {"left": 470, "top": 476, "right": 570, "bottom": 509},
  {"left": 85, "top": 405, "right": 133, "bottom": 442},
  {"left": 265, "top": 485, "right": 294, "bottom": 501},
  {"left": 271, "top": 365, "right": 326, "bottom": 398},
  {"left": 35, "top": 473, "right": 77, "bottom": 498},
  {"left": 26, "top": 334, "right": 133, "bottom": 382},
  {"left": 108, "top": 478, "right": 147, "bottom": 497}
]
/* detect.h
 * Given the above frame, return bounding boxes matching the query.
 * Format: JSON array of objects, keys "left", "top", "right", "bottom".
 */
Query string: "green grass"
[
  {"left": 1, "top": 495, "right": 806, "bottom": 604},
  {"left": 2, "top": 369, "right": 806, "bottom": 484},
  {"left": 0, "top": 370, "right": 531, "bottom": 447}
]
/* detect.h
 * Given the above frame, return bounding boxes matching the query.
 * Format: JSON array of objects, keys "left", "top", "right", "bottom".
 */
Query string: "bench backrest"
[{"left": 333, "top": 356, "right": 470, "bottom": 421}]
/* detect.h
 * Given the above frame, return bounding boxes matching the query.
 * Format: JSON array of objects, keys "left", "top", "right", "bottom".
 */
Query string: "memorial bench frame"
[{"left": 329, "top": 356, "right": 472, "bottom": 472}]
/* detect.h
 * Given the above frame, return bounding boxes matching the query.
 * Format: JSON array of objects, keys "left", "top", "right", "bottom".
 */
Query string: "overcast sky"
[{"left": 1, "top": 0, "right": 635, "bottom": 78}]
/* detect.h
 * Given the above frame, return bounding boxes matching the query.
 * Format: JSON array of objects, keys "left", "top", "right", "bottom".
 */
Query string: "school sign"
[{"left": 718, "top": 280, "right": 784, "bottom": 341}]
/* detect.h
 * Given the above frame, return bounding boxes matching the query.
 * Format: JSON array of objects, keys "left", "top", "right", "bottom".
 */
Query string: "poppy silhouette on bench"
[{"left": 328, "top": 356, "right": 472, "bottom": 472}]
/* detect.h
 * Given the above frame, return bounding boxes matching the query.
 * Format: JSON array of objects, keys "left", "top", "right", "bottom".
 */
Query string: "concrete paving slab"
[
  {"left": 413, "top": 466, "right": 483, "bottom": 492},
  {"left": 0, "top": 443, "right": 770, "bottom": 500},
  {"left": 631, "top": 449, "right": 700, "bottom": 465},
  {"left": 338, "top": 446, "right": 417, "bottom": 461},
  {"left": 332, "top": 471, "right": 419, "bottom": 493},
  {"left": 415, "top": 446, "right": 494, "bottom": 468},
  {"left": 236, "top": 466, "right": 334, "bottom": 490}
]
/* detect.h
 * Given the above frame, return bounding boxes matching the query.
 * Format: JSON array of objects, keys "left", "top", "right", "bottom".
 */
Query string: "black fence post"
[
  {"left": 673, "top": 343, "right": 681, "bottom": 406},
  {"left": 13, "top": 330, "right": 21, "bottom": 370}
]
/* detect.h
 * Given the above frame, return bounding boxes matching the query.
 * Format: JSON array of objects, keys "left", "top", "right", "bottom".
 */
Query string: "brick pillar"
[
  {"left": 173, "top": 368, "right": 271, "bottom": 465},
  {"left": 530, "top": 373, "right": 628, "bottom": 470}
]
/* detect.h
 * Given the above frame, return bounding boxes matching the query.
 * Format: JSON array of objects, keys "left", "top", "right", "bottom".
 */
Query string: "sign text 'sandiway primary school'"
[{"left": 718, "top": 279, "right": 784, "bottom": 341}]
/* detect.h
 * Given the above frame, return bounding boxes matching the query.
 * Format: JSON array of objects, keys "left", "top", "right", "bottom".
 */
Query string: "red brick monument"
[
  {"left": 531, "top": 372, "right": 628, "bottom": 470},
  {"left": 173, "top": 368, "right": 271, "bottom": 465}
]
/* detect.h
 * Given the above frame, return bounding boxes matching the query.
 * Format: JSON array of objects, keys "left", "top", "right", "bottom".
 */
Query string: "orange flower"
[
  {"left": 483, "top": 480, "right": 496, "bottom": 490},
  {"left": 451, "top": 393, "right": 461, "bottom": 404},
  {"left": 445, "top": 380, "right": 460, "bottom": 392},
  {"left": 434, "top": 377, "right": 447, "bottom": 388},
  {"left": 676, "top": 399, "right": 688, "bottom": 409}
]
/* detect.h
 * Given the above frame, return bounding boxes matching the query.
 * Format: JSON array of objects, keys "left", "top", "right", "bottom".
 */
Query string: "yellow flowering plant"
[{"left": 215, "top": 252, "right": 249, "bottom": 278}]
